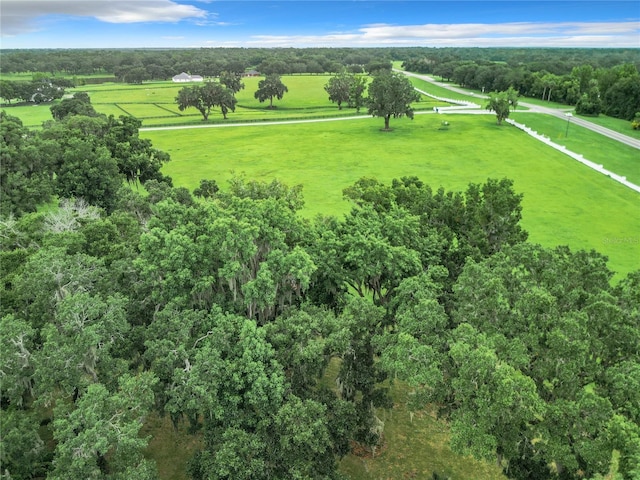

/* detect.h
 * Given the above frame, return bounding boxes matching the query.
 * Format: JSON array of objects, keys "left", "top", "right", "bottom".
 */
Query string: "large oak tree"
[{"left": 366, "top": 72, "right": 421, "bottom": 130}]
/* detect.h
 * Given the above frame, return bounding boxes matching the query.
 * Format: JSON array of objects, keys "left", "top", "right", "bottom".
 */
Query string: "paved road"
[
  {"left": 400, "top": 70, "right": 640, "bottom": 150},
  {"left": 141, "top": 114, "right": 371, "bottom": 132}
]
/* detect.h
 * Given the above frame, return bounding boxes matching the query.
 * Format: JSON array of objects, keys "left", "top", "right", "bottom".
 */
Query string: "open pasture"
[
  {"left": 0, "top": 103, "right": 56, "bottom": 127},
  {"left": 111, "top": 102, "right": 179, "bottom": 119},
  {"left": 143, "top": 113, "right": 640, "bottom": 278},
  {"left": 408, "top": 76, "right": 480, "bottom": 103},
  {"left": 79, "top": 83, "right": 182, "bottom": 104},
  {"left": 3, "top": 74, "right": 444, "bottom": 127},
  {"left": 77, "top": 75, "right": 442, "bottom": 124}
]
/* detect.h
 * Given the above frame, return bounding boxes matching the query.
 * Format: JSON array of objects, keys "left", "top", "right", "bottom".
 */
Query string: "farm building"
[{"left": 172, "top": 72, "right": 204, "bottom": 83}]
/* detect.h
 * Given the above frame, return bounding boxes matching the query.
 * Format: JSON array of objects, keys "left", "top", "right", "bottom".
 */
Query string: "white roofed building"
[{"left": 172, "top": 72, "right": 204, "bottom": 83}]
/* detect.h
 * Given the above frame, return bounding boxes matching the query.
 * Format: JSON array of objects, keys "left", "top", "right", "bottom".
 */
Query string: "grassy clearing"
[
  {"left": 408, "top": 77, "right": 481, "bottom": 103},
  {"left": 0, "top": 103, "right": 55, "bottom": 127},
  {"left": 113, "top": 102, "right": 178, "bottom": 118},
  {"left": 142, "top": 414, "right": 202, "bottom": 480},
  {"left": 518, "top": 96, "right": 576, "bottom": 110},
  {"left": 318, "top": 359, "right": 507, "bottom": 480},
  {"left": 80, "top": 83, "right": 182, "bottom": 104},
  {"left": 143, "top": 113, "right": 640, "bottom": 279},
  {"left": 143, "top": 357, "right": 506, "bottom": 480},
  {"left": 511, "top": 112, "right": 640, "bottom": 184}
]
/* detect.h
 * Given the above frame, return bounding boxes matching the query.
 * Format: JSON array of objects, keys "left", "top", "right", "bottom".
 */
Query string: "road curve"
[{"left": 399, "top": 70, "right": 640, "bottom": 150}]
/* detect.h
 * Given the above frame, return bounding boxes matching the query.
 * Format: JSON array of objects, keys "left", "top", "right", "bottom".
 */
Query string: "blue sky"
[{"left": 1, "top": 1, "right": 639, "bottom": 49}]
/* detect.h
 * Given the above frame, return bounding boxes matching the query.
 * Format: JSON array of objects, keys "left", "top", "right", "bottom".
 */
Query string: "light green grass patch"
[
  {"left": 81, "top": 85, "right": 182, "bottom": 104},
  {"left": 142, "top": 413, "right": 202, "bottom": 480},
  {"left": 1, "top": 104, "right": 54, "bottom": 127},
  {"left": 511, "top": 112, "right": 640, "bottom": 185},
  {"left": 340, "top": 405, "right": 505, "bottom": 480},
  {"left": 112, "top": 102, "right": 178, "bottom": 118},
  {"left": 143, "top": 114, "right": 639, "bottom": 279},
  {"left": 408, "top": 77, "right": 481, "bottom": 103},
  {"left": 318, "top": 358, "right": 507, "bottom": 480},
  {"left": 236, "top": 75, "right": 356, "bottom": 109},
  {"left": 89, "top": 103, "right": 133, "bottom": 118},
  {"left": 518, "top": 96, "right": 576, "bottom": 110}
]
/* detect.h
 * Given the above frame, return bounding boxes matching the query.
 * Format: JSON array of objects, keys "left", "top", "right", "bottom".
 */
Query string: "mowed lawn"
[{"left": 143, "top": 113, "right": 640, "bottom": 278}]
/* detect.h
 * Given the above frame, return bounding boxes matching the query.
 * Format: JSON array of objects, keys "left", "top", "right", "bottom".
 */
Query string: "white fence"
[
  {"left": 506, "top": 118, "right": 640, "bottom": 194},
  {"left": 413, "top": 88, "right": 480, "bottom": 108}
]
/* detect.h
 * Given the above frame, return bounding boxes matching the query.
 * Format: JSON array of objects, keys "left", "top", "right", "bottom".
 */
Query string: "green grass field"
[
  {"left": 325, "top": 360, "right": 506, "bottom": 480},
  {"left": 2, "top": 75, "right": 445, "bottom": 128},
  {"left": 408, "top": 77, "right": 482, "bottom": 103},
  {"left": 143, "top": 113, "right": 640, "bottom": 279}
]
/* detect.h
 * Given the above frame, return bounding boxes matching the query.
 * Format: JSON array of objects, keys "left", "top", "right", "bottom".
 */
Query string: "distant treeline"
[
  {"left": 1, "top": 46, "right": 638, "bottom": 78},
  {"left": 403, "top": 54, "right": 640, "bottom": 120}
]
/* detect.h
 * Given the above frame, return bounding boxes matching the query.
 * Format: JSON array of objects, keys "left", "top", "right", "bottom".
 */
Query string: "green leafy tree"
[
  {"left": 576, "top": 81, "right": 602, "bottom": 116},
  {"left": 264, "top": 305, "right": 349, "bottom": 396},
  {"left": 50, "top": 92, "right": 98, "bottom": 120},
  {"left": 366, "top": 72, "right": 420, "bottom": 130},
  {"left": 349, "top": 74, "right": 367, "bottom": 112},
  {"left": 324, "top": 72, "right": 352, "bottom": 110},
  {"left": 506, "top": 85, "right": 519, "bottom": 111},
  {"left": 225, "top": 175, "right": 304, "bottom": 211},
  {"left": 254, "top": 74, "right": 288, "bottom": 109},
  {"left": 219, "top": 70, "right": 245, "bottom": 94},
  {"left": 12, "top": 246, "right": 109, "bottom": 331},
  {"left": 0, "top": 314, "right": 36, "bottom": 406},
  {"left": 104, "top": 115, "right": 171, "bottom": 186},
  {"left": 336, "top": 298, "right": 391, "bottom": 454},
  {"left": 365, "top": 60, "right": 392, "bottom": 75},
  {"left": 444, "top": 243, "right": 636, "bottom": 479},
  {"left": 0, "top": 79, "right": 16, "bottom": 104},
  {"left": 122, "top": 65, "right": 150, "bottom": 84},
  {"left": 49, "top": 373, "right": 158, "bottom": 480},
  {"left": 485, "top": 90, "right": 511, "bottom": 125},
  {"left": 375, "top": 270, "right": 450, "bottom": 412},
  {"left": 54, "top": 138, "right": 122, "bottom": 212},
  {"left": 167, "top": 312, "right": 282, "bottom": 474},
  {"left": 0, "top": 112, "right": 58, "bottom": 217},
  {"left": 193, "top": 178, "right": 220, "bottom": 199},
  {"left": 176, "top": 82, "right": 237, "bottom": 120},
  {"left": 35, "top": 292, "right": 130, "bottom": 400},
  {"left": 0, "top": 408, "right": 49, "bottom": 479},
  {"left": 136, "top": 187, "right": 313, "bottom": 320}
]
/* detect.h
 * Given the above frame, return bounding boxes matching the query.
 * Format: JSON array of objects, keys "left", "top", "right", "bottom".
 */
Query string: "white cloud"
[
  {"left": 1, "top": 0, "right": 208, "bottom": 36},
  {"left": 243, "top": 21, "right": 640, "bottom": 48}
]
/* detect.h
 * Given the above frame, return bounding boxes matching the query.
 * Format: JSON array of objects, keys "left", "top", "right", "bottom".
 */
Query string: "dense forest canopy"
[
  {"left": 1, "top": 49, "right": 639, "bottom": 479},
  {"left": 1, "top": 47, "right": 639, "bottom": 77}
]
